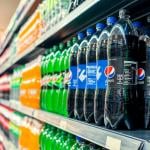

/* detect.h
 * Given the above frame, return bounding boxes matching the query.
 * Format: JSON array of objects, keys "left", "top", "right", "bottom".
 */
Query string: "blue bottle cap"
[
  {"left": 77, "top": 32, "right": 85, "bottom": 40},
  {"left": 86, "top": 28, "right": 95, "bottom": 36},
  {"left": 96, "top": 23, "right": 106, "bottom": 31},
  {"left": 107, "top": 16, "right": 117, "bottom": 25},
  {"left": 132, "top": 21, "right": 143, "bottom": 28},
  {"left": 76, "top": 136, "right": 82, "bottom": 142}
]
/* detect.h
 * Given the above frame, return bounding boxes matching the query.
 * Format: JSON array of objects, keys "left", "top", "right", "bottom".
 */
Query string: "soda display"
[
  {"left": 75, "top": 28, "right": 95, "bottom": 121},
  {"left": 67, "top": 33, "right": 85, "bottom": 118},
  {"left": 104, "top": 9, "right": 138, "bottom": 129},
  {"left": 84, "top": 23, "right": 106, "bottom": 123},
  {"left": 94, "top": 17, "right": 117, "bottom": 125},
  {"left": 132, "top": 21, "right": 146, "bottom": 128}
]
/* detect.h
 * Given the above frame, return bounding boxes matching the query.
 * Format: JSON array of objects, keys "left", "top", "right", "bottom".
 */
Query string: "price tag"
[
  {"left": 106, "top": 136, "right": 121, "bottom": 150},
  {"left": 60, "top": 120, "right": 67, "bottom": 130}
]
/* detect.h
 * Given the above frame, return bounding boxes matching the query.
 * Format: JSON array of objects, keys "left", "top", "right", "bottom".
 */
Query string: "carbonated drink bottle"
[
  {"left": 62, "top": 40, "right": 73, "bottom": 116},
  {"left": 84, "top": 23, "right": 106, "bottom": 123},
  {"left": 94, "top": 17, "right": 117, "bottom": 125},
  {"left": 46, "top": 48, "right": 54, "bottom": 112},
  {"left": 51, "top": 129, "right": 61, "bottom": 149},
  {"left": 133, "top": 21, "right": 146, "bottom": 128},
  {"left": 57, "top": 131, "right": 67, "bottom": 150},
  {"left": 68, "top": 33, "right": 85, "bottom": 118},
  {"left": 105, "top": 9, "right": 138, "bottom": 129},
  {"left": 75, "top": 28, "right": 95, "bottom": 121},
  {"left": 144, "top": 26, "right": 150, "bottom": 128},
  {"left": 50, "top": 45, "right": 59, "bottom": 113},
  {"left": 62, "top": 134, "right": 75, "bottom": 150},
  {"left": 71, "top": 137, "right": 81, "bottom": 150}
]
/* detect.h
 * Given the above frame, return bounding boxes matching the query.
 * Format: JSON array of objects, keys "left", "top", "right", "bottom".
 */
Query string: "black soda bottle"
[
  {"left": 67, "top": 33, "right": 85, "bottom": 118},
  {"left": 94, "top": 17, "right": 117, "bottom": 125},
  {"left": 133, "top": 21, "right": 146, "bottom": 128},
  {"left": 84, "top": 23, "right": 106, "bottom": 123},
  {"left": 144, "top": 26, "right": 150, "bottom": 128},
  {"left": 75, "top": 28, "right": 95, "bottom": 121},
  {"left": 105, "top": 9, "right": 138, "bottom": 129}
]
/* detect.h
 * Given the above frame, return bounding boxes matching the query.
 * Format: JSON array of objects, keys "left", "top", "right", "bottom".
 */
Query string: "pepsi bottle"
[
  {"left": 84, "top": 23, "right": 106, "bottom": 123},
  {"left": 133, "top": 21, "right": 146, "bottom": 128},
  {"left": 67, "top": 34, "right": 85, "bottom": 118},
  {"left": 105, "top": 9, "right": 138, "bottom": 129},
  {"left": 144, "top": 29, "right": 150, "bottom": 128},
  {"left": 94, "top": 17, "right": 117, "bottom": 125},
  {"left": 75, "top": 28, "right": 94, "bottom": 121}
]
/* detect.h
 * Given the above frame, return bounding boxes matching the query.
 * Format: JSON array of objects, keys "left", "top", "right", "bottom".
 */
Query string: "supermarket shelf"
[
  {"left": 0, "top": 100, "right": 150, "bottom": 150},
  {"left": 0, "top": 0, "right": 36, "bottom": 54},
  {"left": 1, "top": 0, "right": 147, "bottom": 75},
  {"left": 0, "top": 130, "right": 18, "bottom": 150}
]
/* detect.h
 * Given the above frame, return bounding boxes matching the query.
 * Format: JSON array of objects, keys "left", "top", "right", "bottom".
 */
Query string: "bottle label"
[
  {"left": 107, "top": 59, "right": 124, "bottom": 86},
  {"left": 77, "top": 64, "right": 86, "bottom": 89},
  {"left": 68, "top": 66, "right": 77, "bottom": 89},
  {"left": 86, "top": 62, "right": 96, "bottom": 89},
  {"left": 124, "top": 61, "right": 137, "bottom": 85},
  {"left": 96, "top": 60, "right": 108, "bottom": 89},
  {"left": 138, "top": 61, "right": 146, "bottom": 85}
]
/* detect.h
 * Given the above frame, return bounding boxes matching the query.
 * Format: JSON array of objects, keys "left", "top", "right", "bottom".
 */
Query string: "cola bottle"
[
  {"left": 133, "top": 21, "right": 146, "bottom": 128},
  {"left": 84, "top": 23, "right": 106, "bottom": 123},
  {"left": 75, "top": 28, "right": 95, "bottom": 120},
  {"left": 105, "top": 9, "right": 138, "bottom": 129},
  {"left": 94, "top": 17, "right": 117, "bottom": 125},
  {"left": 67, "top": 34, "right": 85, "bottom": 118},
  {"left": 144, "top": 18, "right": 150, "bottom": 128}
]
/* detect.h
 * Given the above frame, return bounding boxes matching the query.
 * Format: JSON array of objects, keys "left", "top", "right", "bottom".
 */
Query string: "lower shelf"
[{"left": 0, "top": 99, "right": 150, "bottom": 150}]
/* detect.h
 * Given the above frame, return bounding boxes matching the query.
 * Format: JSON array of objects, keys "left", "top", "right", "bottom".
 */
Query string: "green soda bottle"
[
  {"left": 58, "top": 43, "right": 66, "bottom": 115},
  {"left": 62, "top": 40, "right": 73, "bottom": 116},
  {"left": 46, "top": 48, "right": 54, "bottom": 112},
  {"left": 40, "top": 125, "right": 49, "bottom": 150},
  {"left": 51, "top": 45, "right": 59, "bottom": 113},
  {"left": 57, "top": 131, "right": 67, "bottom": 150},
  {"left": 80, "top": 140, "right": 90, "bottom": 150},
  {"left": 45, "top": 126, "right": 56, "bottom": 150},
  {"left": 71, "top": 137, "right": 81, "bottom": 150},
  {"left": 43, "top": 54, "right": 50, "bottom": 110},
  {"left": 62, "top": 134, "right": 75, "bottom": 150},
  {"left": 51, "top": 129, "right": 61, "bottom": 149},
  {"left": 53, "top": 43, "right": 64, "bottom": 114}
]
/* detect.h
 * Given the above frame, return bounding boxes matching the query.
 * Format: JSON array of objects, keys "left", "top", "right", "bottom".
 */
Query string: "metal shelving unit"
[
  {"left": 0, "top": 0, "right": 36, "bottom": 54},
  {"left": 0, "top": 0, "right": 149, "bottom": 75},
  {"left": 0, "top": 99, "right": 150, "bottom": 150}
]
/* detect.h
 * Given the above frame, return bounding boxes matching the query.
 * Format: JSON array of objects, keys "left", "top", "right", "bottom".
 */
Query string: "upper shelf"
[
  {"left": 0, "top": 0, "right": 38, "bottom": 55},
  {"left": 0, "top": 0, "right": 150, "bottom": 75},
  {"left": 0, "top": 99, "right": 150, "bottom": 150}
]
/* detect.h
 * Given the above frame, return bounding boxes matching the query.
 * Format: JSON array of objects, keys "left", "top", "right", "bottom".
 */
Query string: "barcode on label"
[{"left": 106, "top": 136, "right": 121, "bottom": 150}]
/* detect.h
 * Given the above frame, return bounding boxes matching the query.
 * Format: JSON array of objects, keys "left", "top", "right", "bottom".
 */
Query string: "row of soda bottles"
[
  {"left": 40, "top": 125, "right": 106, "bottom": 150},
  {"left": 39, "top": 9, "right": 150, "bottom": 130},
  {"left": 0, "top": 104, "right": 106, "bottom": 150}
]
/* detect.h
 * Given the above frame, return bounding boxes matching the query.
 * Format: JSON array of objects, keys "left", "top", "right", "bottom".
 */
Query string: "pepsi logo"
[
  {"left": 104, "top": 66, "right": 115, "bottom": 79},
  {"left": 138, "top": 68, "right": 145, "bottom": 81}
]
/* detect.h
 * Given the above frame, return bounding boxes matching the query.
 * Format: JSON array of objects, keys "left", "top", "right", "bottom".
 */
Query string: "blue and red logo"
[
  {"left": 104, "top": 66, "right": 115, "bottom": 79},
  {"left": 138, "top": 68, "right": 145, "bottom": 81}
]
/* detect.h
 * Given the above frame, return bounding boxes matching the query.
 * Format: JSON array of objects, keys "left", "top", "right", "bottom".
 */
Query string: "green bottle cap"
[
  {"left": 59, "top": 43, "right": 64, "bottom": 51},
  {"left": 72, "top": 37, "right": 77, "bottom": 44},
  {"left": 49, "top": 48, "right": 53, "bottom": 53},
  {"left": 53, "top": 45, "right": 59, "bottom": 52},
  {"left": 67, "top": 40, "right": 72, "bottom": 48}
]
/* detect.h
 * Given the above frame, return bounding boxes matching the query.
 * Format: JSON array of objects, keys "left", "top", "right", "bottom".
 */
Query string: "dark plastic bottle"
[
  {"left": 94, "top": 17, "right": 117, "bottom": 125},
  {"left": 105, "top": 9, "right": 138, "bottom": 129},
  {"left": 67, "top": 34, "right": 85, "bottom": 118},
  {"left": 84, "top": 23, "right": 106, "bottom": 123},
  {"left": 75, "top": 28, "right": 95, "bottom": 121},
  {"left": 133, "top": 21, "right": 146, "bottom": 128},
  {"left": 144, "top": 28, "right": 150, "bottom": 128}
]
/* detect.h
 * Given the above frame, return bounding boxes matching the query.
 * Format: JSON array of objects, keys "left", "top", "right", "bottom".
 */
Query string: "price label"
[
  {"left": 106, "top": 136, "right": 121, "bottom": 150},
  {"left": 60, "top": 120, "right": 67, "bottom": 130}
]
